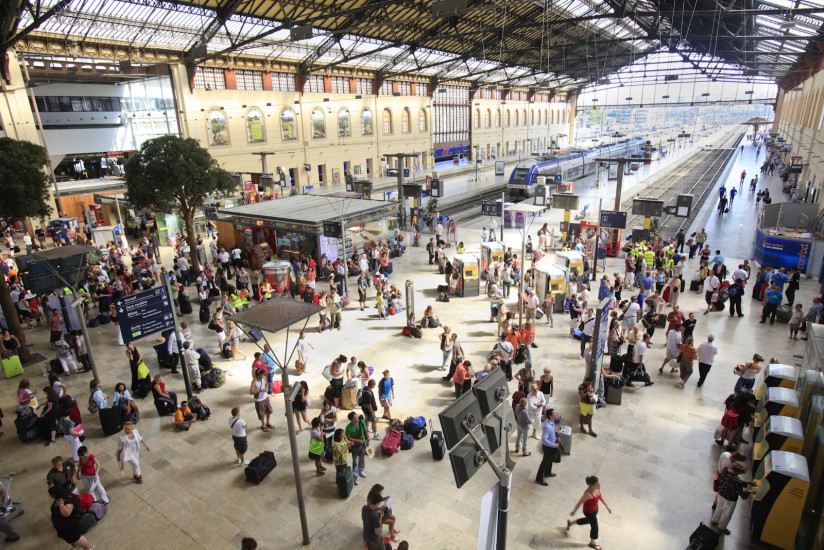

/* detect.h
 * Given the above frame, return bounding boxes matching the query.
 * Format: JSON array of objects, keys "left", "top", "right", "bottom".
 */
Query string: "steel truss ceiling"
[{"left": 6, "top": 0, "right": 824, "bottom": 91}]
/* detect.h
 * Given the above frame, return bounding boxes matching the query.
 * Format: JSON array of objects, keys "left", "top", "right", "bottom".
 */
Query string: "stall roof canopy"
[
  {"left": 217, "top": 195, "right": 396, "bottom": 226},
  {"left": 229, "top": 297, "right": 323, "bottom": 335}
]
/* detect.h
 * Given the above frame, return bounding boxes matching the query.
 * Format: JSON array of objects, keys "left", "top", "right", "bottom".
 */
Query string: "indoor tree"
[
  {"left": 0, "top": 137, "right": 53, "bottom": 362},
  {"left": 125, "top": 135, "right": 236, "bottom": 276}
]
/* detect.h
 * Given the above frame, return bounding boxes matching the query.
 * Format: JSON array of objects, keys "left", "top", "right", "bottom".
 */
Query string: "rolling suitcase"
[
  {"left": 244, "top": 451, "right": 277, "bottom": 484},
  {"left": 336, "top": 465, "right": 354, "bottom": 498},
  {"left": 558, "top": 425, "right": 572, "bottom": 456},
  {"left": 775, "top": 304, "right": 792, "bottom": 323},
  {"left": 430, "top": 421, "right": 446, "bottom": 460},
  {"left": 687, "top": 522, "right": 719, "bottom": 549},
  {"left": 99, "top": 407, "right": 123, "bottom": 436},
  {"left": 199, "top": 304, "right": 210, "bottom": 324},
  {"left": 179, "top": 293, "right": 193, "bottom": 315},
  {"left": 154, "top": 397, "right": 176, "bottom": 416},
  {"left": 37, "top": 415, "right": 53, "bottom": 441},
  {"left": 2, "top": 355, "right": 24, "bottom": 379},
  {"left": 15, "top": 408, "right": 38, "bottom": 442},
  {"left": 222, "top": 342, "right": 232, "bottom": 359},
  {"left": 690, "top": 279, "right": 701, "bottom": 292},
  {"left": 341, "top": 384, "right": 358, "bottom": 410},
  {"left": 381, "top": 429, "right": 402, "bottom": 456}
]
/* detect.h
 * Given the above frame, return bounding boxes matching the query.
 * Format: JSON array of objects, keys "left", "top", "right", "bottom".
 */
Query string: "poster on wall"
[
  {"left": 332, "top": 169, "right": 341, "bottom": 184},
  {"left": 754, "top": 230, "right": 811, "bottom": 271}
]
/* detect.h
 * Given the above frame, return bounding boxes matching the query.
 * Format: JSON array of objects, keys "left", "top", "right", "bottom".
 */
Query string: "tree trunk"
[
  {"left": 183, "top": 209, "right": 201, "bottom": 278},
  {"left": 0, "top": 276, "right": 30, "bottom": 362}
]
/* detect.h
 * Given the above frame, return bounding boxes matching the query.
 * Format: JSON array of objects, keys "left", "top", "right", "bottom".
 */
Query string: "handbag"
[
  {"left": 321, "top": 364, "right": 333, "bottom": 381},
  {"left": 136, "top": 361, "right": 150, "bottom": 380},
  {"left": 552, "top": 445, "right": 562, "bottom": 463},
  {"left": 308, "top": 437, "right": 324, "bottom": 460}
]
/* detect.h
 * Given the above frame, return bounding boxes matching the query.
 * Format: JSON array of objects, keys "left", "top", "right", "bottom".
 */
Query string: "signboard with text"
[
  {"left": 481, "top": 200, "right": 502, "bottom": 217},
  {"left": 115, "top": 286, "right": 175, "bottom": 344},
  {"left": 599, "top": 210, "right": 627, "bottom": 229},
  {"left": 323, "top": 220, "right": 343, "bottom": 239}
]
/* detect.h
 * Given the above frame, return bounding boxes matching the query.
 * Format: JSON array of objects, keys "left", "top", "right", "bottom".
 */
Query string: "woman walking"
[
  {"left": 40, "top": 385, "right": 63, "bottom": 446},
  {"left": 293, "top": 380, "right": 310, "bottom": 432},
  {"left": 48, "top": 487, "right": 95, "bottom": 549},
  {"left": 125, "top": 343, "right": 143, "bottom": 394},
  {"left": 77, "top": 446, "right": 109, "bottom": 503},
  {"left": 116, "top": 421, "right": 150, "bottom": 483},
  {"left": 308, "top": 417, "right": 326, "bottom": 476},
  {"left": 567, "top": 475, "right": 612, "bottom": 550},
  {"left": 677, "top": 337, "right": 698, "bottom": 388}
]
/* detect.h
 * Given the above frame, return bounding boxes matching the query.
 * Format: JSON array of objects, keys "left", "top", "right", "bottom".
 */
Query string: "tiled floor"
[{"left": 0, "top": 128, "right": 807, "bottom": 549}]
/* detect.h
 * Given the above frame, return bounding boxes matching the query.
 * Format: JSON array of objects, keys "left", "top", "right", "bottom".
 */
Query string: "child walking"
[{"left": 789, "top": 303, "right": 804, "bottom": 339}]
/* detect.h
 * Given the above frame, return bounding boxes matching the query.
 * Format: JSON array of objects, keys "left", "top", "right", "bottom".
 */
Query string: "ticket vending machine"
[
  {"left": 752, "top": 415, "right": 804, "bottom": 474},
  {"left": 555, "top": 250, "right": 584, "bottom": 280},
  {"left": 533, "top": 257, "right": 568, "bottom": 313},
  {"left": 752, "top": 450, "right": 809, "bottom": 550},
  {"left": 755, "top": 363, "right": 797, "bottom": 402},
  {"left": 754, "top": 387, "right": 800, "bottom": 430},
  {"left": 262, "top": 261, "right": 293, "bottom": 296},
  {"left": 452, "top": 253, "right": 480, "bottom": 298},
  {"left": 480, "top": 242, "right": 504, "bottom": 280}
]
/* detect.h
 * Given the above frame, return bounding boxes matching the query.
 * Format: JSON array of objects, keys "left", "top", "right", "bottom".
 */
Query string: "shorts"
[
  {"left": 233, "top": 435, "right": 248, "bottom": 454},
  {"left": 579, "top": 402, "right": 595, "bottom": 416},
  {"left": 362, "top": 410, "right": 377, "bottom": 423},
  {"left": 380, "top": 397, "right": 393, "bottom": 408},
  {"left": 665, "top": 349, "right": 679, "bottom": 361},
  {"left": 705, "top": 291, "right": 714, "bottom": 304},
  {"left": 254, "top": 398, "right": 273, "bottom": 420}
]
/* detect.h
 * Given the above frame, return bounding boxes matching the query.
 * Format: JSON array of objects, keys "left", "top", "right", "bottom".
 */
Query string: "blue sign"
[
  {"left": 554, "top": 174, "right": 562, "bottom": 184},
  {"left": 591, "top": 298, "right": 611, "bottom": 388},
  {"left": 755, "top": 230, "right": 811, "bottom": 272},
  {"left": 115, "top": 286, "right": 175, "bottom": 344}
]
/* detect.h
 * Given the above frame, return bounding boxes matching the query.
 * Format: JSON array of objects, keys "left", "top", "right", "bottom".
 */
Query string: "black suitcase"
[
  {"left": 179, "top": 293, "right": 193, "bottom": 315},
  {"left": 154, "top": 397, "right": 176, "bottom": 416},
  {"left": 690, "top": 280, "right": 701, "bottom": 292},
  {"left": 245, "top": 451, "right": 277, "bottom": 484},
  {"left": 15, "top": 409, "right": 38, "bottom": 442},
  {"left": 222, "top": 342, "right": 232, "bottom": 360},
  {"left": 37, "top": 415, "right": 53, "bottom": 441},
  {"left": 688, "top": 522, "right": 719, "bottom": 549},
  {"left": 99, "top": 407, "right": 123, "bottom": 436},
  {"left": 430, "top": 421, "right": 446, "bottom": 460},
  {"left": 775, "top": 304, "right": 792, "bottom": 323},
  {"left": 336, "top": 465, "right": 354, "bottom": 498},
  {"left": 680, "top": 278, "right": 686, "bottom": 293},
  {"left": 199, "top": 304, "right": 210, "bottom": 323}
]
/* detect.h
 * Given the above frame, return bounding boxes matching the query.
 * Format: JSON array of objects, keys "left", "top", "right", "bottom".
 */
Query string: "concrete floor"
[{"left": 0, "top": 129, "right": 807, "bottom": 550}]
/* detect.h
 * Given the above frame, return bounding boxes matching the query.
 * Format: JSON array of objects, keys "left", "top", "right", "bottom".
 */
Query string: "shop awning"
[{"left": 216, "top": 195, "right": 396, "bottom": 229}]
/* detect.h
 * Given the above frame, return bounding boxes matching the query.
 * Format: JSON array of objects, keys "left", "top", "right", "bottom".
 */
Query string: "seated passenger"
[{"left": 174, "top": 401, "right": 196, "bottom": 430}]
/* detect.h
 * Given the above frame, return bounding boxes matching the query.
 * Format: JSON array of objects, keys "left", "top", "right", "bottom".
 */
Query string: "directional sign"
[
  {"left": 115, "top": 286, "right": 175, "bottom": 344},
  {"left": 481, "top": 200, "right": 502, "bottom": 217},
  {"left": 599, "top": 210, "right": 627, "bottom": 229},
  {"left": 323, "top": 220, "right": 342, "bottom": 238},
  {"left": 554, "top": 174, "right": 562, "bottom": 184}
]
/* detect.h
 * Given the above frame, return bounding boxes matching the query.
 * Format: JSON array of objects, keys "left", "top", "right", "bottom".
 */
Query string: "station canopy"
[{"left": 5, "top": 0, "right": 824, "bottom": 92}]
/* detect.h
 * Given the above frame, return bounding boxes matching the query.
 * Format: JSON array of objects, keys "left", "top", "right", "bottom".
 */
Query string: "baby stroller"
[{"left": 0, "top": 473, "right": 24, "bottom": 523}]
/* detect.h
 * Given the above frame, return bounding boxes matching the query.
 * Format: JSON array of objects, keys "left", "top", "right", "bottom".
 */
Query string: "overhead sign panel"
[
  {"left": 115, "top": 286, "right": 175, "bottom": 344},
  {"left": 481, "top": 200, "right": 502, "bottom": 217},
  {"left": 323, "top": 220, "right": 343, "bottom": 238},
  {"left": 599, "top": 210, "right": 627, "bottom": 229}
]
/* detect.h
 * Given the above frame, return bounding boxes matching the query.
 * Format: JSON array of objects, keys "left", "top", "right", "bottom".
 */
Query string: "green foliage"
[
  {"left": 0, "top": 137, "right": 52, "bottom": 226},
  {"left": 427, "top": 197, "right": 438, "bottom": 214},
  {"left": 124, "top": 135, "right": 236, "bottom": 216}
]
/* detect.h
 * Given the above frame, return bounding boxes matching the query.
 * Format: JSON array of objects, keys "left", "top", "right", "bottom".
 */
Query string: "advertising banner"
[{"left": 755, "top": 230, "right": 811, "bottom": 271}]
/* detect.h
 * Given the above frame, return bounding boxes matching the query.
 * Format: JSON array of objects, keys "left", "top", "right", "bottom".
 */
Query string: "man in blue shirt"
[
  {"left": 760, "top": 284, "right": 783, "bottom": 324},
  {"left": 641, "top": 272, "right": 654, "bottom": 296},
  {"left": 535, "top": 409, "right": 560, "bottom": 486},
  {"left": 770, "top": 268, "right": 787, "bottom": 289},
  {"left": 709, "top": 250, "right": 725, "bottom": 268},
  {"left": 262, "top": 344, "right": 278, "bottom": 390}
]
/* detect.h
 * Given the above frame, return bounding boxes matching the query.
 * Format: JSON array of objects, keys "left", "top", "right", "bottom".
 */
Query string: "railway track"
[
  {"left": 439, "top": 185, "right": 513, "bottom": 223},
  {"left": 621, "top": 130, "right": 743, "bottom": 238}
]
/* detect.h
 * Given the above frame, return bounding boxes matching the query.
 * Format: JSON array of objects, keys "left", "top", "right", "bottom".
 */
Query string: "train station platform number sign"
[
  {"left": 323, "top": 220, "right": 343, "bottom": 238},
  {"left": 481, "top": 201, "right": 502, "bottom": 217}
]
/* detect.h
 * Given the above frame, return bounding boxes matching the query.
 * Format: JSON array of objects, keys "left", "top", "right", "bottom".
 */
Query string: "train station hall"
[{"left": 2, "top": 1, "right": 824, "bottom": 549}]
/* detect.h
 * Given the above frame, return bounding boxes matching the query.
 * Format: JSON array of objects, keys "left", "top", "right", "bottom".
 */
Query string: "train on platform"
[{"left": 508, "top": 137, "right": 646, "bottom": 198}]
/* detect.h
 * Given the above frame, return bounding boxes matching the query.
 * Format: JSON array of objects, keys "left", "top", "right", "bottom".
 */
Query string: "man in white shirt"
[
  {"left": 22, "top": 232, "right": 33, "bottom": 254},
  {"left": 621, "top": 297, "right": 640, "bottom": 335},
  {"left": 218, "top": 248, "right": 231, "bottom": 274},
  {"left": 358, "top": 255, "right": 370, "bottom": 280},
  {"left": 176, "top": 255, "right": 190, "bottom": 286},
  {"left": 732, "top": 265, "right": 748, "bottom": 284},
  {"left": 488, "top": 217, "right": 497, "bottom": 241},
  {"left": 231, "top": 246, "right": 243, "bottom": 269},
  {"left": 182, "top": 341, "right": 202, "bottom": 391},
  {"left": 525, "top": 290, "right": 540, "bottom": 321},
  {"left": 494, "top": 340, "right": 515, "bottom": 381},
  {"left": 703, "top": 273, "right": 720, "bottom": 314},
  {"left": 580, "top": 308, "right": 596, "bottom": 358},
  {"left": 659, "top": 324, "right": 683, "bottom": 373},
  {"left": 628, "top": 333, "right": 654, "bottom": 387},
  {"left": 696, "top": 334, "right": 718, "bottom": 387}
]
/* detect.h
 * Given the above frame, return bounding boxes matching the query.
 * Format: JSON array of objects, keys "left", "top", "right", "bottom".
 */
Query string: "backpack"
[
  {"left": 190, "top": 396, "right": 210, "bottom": 420},
  {"left": 729, "top": 285, "right": 739, "bottom": 298},
  {"left": 88, "top": 392, "right": 100, "bottom": 414}
]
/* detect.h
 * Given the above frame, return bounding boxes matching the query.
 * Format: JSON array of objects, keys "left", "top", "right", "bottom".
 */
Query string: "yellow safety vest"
[{"left": 644, "top": 250, "right": 654, "bottom": 266}]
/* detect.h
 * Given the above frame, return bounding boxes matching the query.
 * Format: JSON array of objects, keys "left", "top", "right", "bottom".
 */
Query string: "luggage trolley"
[{"left": 0, "top": 473, "right": 24, "bottom": 522}]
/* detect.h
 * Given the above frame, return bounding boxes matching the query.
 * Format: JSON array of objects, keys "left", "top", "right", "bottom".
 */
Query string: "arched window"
[
  {"left": 474, "top": 108, "right": 481, "bottom": 129},
  {"left": 338, "top": 108, "right": 351, "bottom": 138},
  {"left": 418, "top": 109, "right": 427, "bottom": 132},
  {"left": 506, "top": 110, "right": 511, "bottom": 127},
  {"left": 246, "top": 107, "right": 265, "bottom": 144},
  {"left": 522, "top": 109, "right": 527, "bottom": 126},
  {"left": 362, "top": 108, "right": 374, "bottom": 136},
  {"left": 485, "top": 109, "right": 491, "bottom": 128},
  {"left": 563, "top": 111, "right": 567, "bottom": 124},
  {"left": 544, "top": 109, "right": 548, "bottom": 125},
  {"left": 531, "top": 111, "right": 535, "bottom": 125},
  {"left": 495, "top": 109, "right": 501, "bottom": 128},
  {"left": 514, "top": 110, "right": 519, "bottom": 127},
  {"left": 311, "top": 108, "right": 326, "bottom": 139},
  {"left": 281, "top": 108, "right": 297, "bottom": 141},
  {"left": 207, "top": 109, "right": 229, "bottom": 146},
  {"left": 401, "top": 108, "right": 411, "bottom": 133},
  {"left": 382, "top": 108, "right": 392, "bottom": 135}
]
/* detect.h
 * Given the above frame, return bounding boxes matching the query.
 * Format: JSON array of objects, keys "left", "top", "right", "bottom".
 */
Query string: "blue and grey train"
[{"left": 508, "top": 138, "right": 645, "bottom": 197}]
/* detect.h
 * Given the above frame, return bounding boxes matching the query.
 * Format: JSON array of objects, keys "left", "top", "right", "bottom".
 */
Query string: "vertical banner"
[{"left": 590, "top": 298, "right": 611, "bottom": 391}]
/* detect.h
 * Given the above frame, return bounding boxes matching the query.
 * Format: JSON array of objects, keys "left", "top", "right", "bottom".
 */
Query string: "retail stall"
[
  {"left": 216, "top": 195, "right": 397, "bottom": 263},
  {"left": 754, "top": 202, "right": 817, "bottom": 273}
]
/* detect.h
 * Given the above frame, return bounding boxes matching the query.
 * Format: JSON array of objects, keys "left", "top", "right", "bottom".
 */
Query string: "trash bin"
[{"left": 558, "top": 425, "right": 572, "bottom": 456}]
